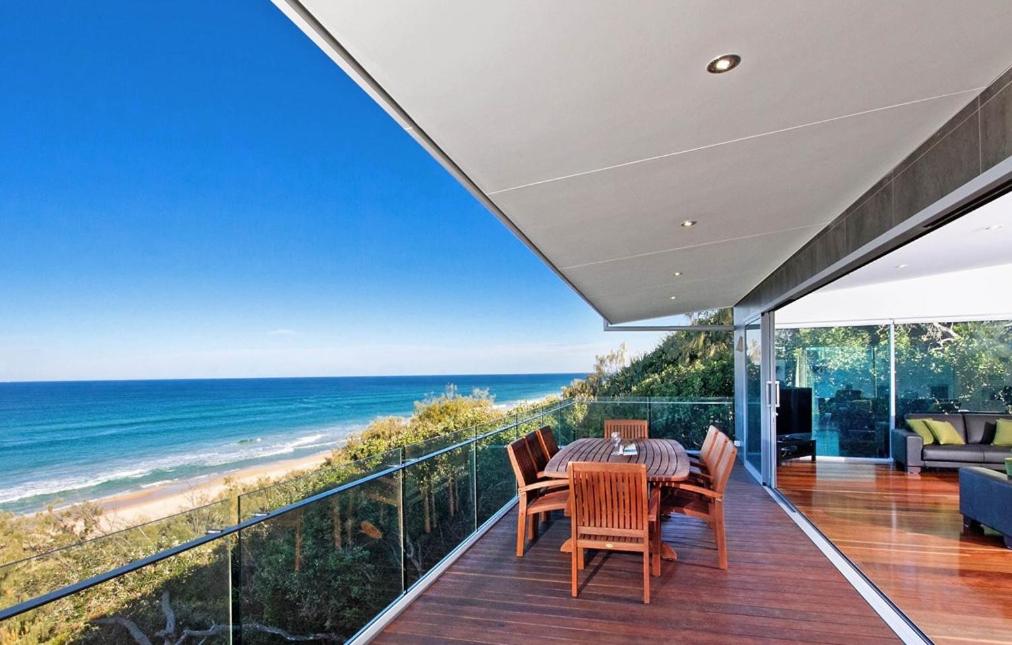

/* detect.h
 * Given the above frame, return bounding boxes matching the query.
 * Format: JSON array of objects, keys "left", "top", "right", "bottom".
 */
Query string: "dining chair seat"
[{"left": 527, "top": 489, "right": 569, "bottom": 514}]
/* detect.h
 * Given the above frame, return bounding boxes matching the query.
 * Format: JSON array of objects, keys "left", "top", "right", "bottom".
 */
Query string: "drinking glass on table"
[{"left": 610, "top": 431, "right": 622, "bottom": 454}]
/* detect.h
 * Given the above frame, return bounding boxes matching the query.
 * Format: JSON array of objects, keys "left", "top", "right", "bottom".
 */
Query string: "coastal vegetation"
[
  {"left": 0, "top": 328, "right": 738, "bottom": 642},
  {"left": 0, "top": 389, "right": 557, "bottom": 643}
]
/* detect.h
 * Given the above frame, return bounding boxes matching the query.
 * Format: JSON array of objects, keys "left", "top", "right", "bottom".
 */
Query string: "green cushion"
[
  {"left": 906, "top": 418, "right": 934, "bottom": 445},
  {"left": 924, "top": 419, "right": 964, "bottom": 445},
  {"left": 993, "top": 419, "right": 1012, "bottom": 447}
]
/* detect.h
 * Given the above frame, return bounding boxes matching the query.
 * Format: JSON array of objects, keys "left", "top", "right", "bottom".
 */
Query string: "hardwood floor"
[
  {"left": 778, "top": 461, "right": 1012, "bottom": 645},
  {"left": 376, "top": 467, "right": 898, "bottom": 644}
]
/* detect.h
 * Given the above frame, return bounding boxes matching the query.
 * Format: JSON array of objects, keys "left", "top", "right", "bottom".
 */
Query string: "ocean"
[{"left": 0, "top": 373, "right": 582, "bottom": 514}]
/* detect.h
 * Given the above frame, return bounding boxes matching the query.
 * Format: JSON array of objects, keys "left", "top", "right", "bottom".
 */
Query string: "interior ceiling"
[
  {"left": 778, "top": 192, "right": 1012, "bottom": 325},
  {"left": 826, "top": 191, "right": 1012, "bottom": 291},
  {"left": 287, "top": 0, "right": 1012, "bottom": 323}
]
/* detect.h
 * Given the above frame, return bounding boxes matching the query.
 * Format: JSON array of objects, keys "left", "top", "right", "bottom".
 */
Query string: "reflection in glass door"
[{"left": 745, "top": 322, "right": 763, "bottom": 474}]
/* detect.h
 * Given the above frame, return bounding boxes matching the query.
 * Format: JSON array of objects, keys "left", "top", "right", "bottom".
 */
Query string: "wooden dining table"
[{"left": 542, "top": 437, "right": 690, "bottom": 560}]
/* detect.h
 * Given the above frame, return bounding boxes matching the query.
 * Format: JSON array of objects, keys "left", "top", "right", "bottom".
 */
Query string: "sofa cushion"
[
  {"left": 921, "top": 444, "right": 984, "bottom": 462},
  {"left": 925, "top": 419, "right": 965, "bottom": 445},
  {"left": 980, "top": 445, "right": 1012, "bottom": 464},
  {"left": 906, "top": 418, "right": 934, "bottom": 444},
  {"left": 963, "top": 413, "right": 1010, "bottom": 444},
  {"left": 994, "top": 418, "right": 1012, "bottom": 447},
  {"left": 906, "top": 413, "right": 966, "bottom": 443}
]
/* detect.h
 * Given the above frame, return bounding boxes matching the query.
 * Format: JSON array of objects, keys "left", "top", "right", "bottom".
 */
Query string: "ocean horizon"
[{"left": 0, "top": 373, "right": 583, "bottom": 514}]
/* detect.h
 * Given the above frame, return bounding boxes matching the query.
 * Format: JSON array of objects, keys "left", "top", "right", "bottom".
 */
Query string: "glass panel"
[
  {"left": 402, "top": 443, "right": 475, "bottom": 588},
  {"left": 745, "top": 323, "right": 763, "bottom": 470},
  {"left": 776, "top": 325, "right": 891, "bottom": 458},
  {"left": 647, "top": 400, "right": 734, "bottom": 448},
  {"left": 896, "top": 320, "right": 1012, "bottom": 416},
  {"left": 474, "top": 424, "right": 518, "bottom": 526},
  {"left": 237, "top": 472, "right": 401, "bottom": 641},
  {"left": 2, "top": 539, "right": 231, "bottom": 644},
  {"left": 237, "top": 450, "right": 401, "bottom": 520},
  {"left": 0, "top": 499, "right": 232, "bottom": 610},
  {"left": 579, "top": 399, "right": 650, "bottom": 440}
]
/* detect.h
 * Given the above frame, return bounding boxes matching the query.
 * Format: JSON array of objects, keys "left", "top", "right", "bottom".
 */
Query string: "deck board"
[
  {"left": 778, "top": 461, "right": 1012, "bottom": 645},
  {"left": 376, "top": 467, "right": 898, "bottom": 644}
]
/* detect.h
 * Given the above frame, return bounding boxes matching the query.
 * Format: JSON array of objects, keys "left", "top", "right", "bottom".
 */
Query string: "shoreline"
[
  {"left": 50, "top": 450, "right": 335, "bottom": 529},
  {"left": 24, "top": 391, "right": 560, "bottom": 531}
]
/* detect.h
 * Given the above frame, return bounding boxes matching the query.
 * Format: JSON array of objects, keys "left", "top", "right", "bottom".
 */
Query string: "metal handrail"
[{"left": 0, "top": 399, "right": 573, "bottom": 621}]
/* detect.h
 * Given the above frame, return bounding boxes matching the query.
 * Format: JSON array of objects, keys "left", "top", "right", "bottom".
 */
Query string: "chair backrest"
[
  {"left": 535, "top": 426, "right": 559, "bottom": 459},
  {"left": 703, "top": 433, "right": 737, "bottom": 495},
  {"left": 568, "top": 462, "right": 649, "bottom": 535},
  {"left": 523, "top": 433, "right": 548, "bottom": 472},
  {"left": 604, "top": 419, "right": 649, "bottom": 441},
  {"left": 700, "top": 425, "right": 719, "bottom": 460},
  {"left": 506, "top": 436, "right": 541, "bottom": 489}
]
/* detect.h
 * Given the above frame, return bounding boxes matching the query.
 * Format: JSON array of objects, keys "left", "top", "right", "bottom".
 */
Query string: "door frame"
[{"left": 737, "top": 311, "right": 778, "bottom": 487}]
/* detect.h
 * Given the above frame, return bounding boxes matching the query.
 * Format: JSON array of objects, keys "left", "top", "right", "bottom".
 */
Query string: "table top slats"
[{"left": 543, "top": 438, "right": 689, "bottom": 483}]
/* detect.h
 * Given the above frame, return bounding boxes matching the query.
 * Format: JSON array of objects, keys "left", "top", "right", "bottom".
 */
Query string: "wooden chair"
[
  {"left": 535, "top": 425, "right": 559, "bottom": 461},
  {"left": 521, "top": 432, "right": 549, "bottom": 478},
  {"left": 604, "top": 419, "right": 649, "bottom": 441},
  {"left": 662, "top": 434, "right": 737, "bottom": 569},
  {"left": 506, "top": 436, "right": 569, "bottom": 557},
  {"left": 687, "top": 425, "right": 726, "bottom": 481},
  {"left": 568, "top": 462, "right": 660, "bottom": 604},
  {"left": 686, "top": 425, "right": 720, "bottom": 464}
]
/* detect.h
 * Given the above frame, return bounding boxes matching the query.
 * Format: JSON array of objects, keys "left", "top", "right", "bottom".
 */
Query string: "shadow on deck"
[{"left": 377, "top": 467, "right": 899, "bottom": 644}]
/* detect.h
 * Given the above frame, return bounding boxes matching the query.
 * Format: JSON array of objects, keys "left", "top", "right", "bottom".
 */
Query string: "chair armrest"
[
  {"left": 520, "top": 478, "right": 569, "bottom": 493},
  {"left": 676, "top": 482, "right": 722, "bottom": 500},
  {"left": 688, "top": 465, "right": 712, "bottom": 480},
  {"left": 890, "top": 428, "right": 923, "bottom": 467}
]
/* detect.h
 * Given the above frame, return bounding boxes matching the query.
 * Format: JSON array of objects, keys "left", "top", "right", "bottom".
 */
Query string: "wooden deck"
[
  {"left": 377, "top": 467, "right": 898, "bottom": 644},
  {"left": 778, "top": 461, "right": 1012, "bottom": 645}
]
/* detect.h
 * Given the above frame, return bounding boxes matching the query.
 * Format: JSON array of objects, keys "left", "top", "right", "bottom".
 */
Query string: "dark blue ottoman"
[{"left": 960, "top": 466, "right": 1012, "bottom": 548}]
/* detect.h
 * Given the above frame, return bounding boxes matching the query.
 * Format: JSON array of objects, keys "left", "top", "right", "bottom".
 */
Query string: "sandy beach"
[{"left": 81, "top": 450, "right": 334, "bottom": 529}]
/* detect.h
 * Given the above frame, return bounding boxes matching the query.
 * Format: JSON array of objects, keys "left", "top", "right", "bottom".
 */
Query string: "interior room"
[{"left": 773, "top": 190, "right": 1012, "bottom": 643}]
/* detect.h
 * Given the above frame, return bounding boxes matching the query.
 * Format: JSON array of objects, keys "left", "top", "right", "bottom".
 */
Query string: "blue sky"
[{"left": 0, "top": 1, "right": 662, "bottom": 381}]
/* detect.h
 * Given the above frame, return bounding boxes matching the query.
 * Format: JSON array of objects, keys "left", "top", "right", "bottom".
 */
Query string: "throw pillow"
[
  {"left": 906, "top": 418, "right": 934, "bottom": 445},
  {"left": 993, "top": 419, "right": 1012, "bottom": 447},
  {"left": 924, "top": 419, "right": 964, "bottom": 445}
]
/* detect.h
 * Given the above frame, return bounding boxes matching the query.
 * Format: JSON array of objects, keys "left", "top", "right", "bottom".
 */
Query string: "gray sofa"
[
  {"left": 891, "top": 412, "right": 1012, "bottom": 474},
  {"left": 960, "top": 467, "right": 1012, "bottom": 548}
]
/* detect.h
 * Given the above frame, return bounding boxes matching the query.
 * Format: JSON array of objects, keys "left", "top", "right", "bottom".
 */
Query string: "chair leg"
[
  {"left": 515, "top": 499, "right": 527, "bottom": 557},
  {"left": 577, "top": 546, "right": 585, "bottom": 571},
  {"left": 530, "top": 513, "right": 540, "bottom": 542},
  {"left": 651, "top": 523, "right": 661, "bottom": 576},
  {"left": 571, "top": 540, "right": 579, "bottom": 598},
  {"left": 642, "top": 550, "right": 651, "bottom": 604},
  {"left": 713, "top": 502, "right": 728, "bottom": 570}
]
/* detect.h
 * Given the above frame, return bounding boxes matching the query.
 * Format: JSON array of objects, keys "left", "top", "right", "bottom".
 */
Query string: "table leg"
[
  {"left": 661, "top": 543, "right": 678, "bottom": 561},
  {"left": 560, "top": 537, "right": 572, "bottom": 553}
]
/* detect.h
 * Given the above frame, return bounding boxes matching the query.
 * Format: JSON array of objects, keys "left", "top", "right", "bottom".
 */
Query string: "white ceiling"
[
  {"left": 779, "top": 191, "right": 1012, "bottom": 325},
  {"left": 282, "top": 0, "right": 1012, "bottom": 323},
  {"left": 827, "top": 191, "right": 1012, "bottom": 290}
]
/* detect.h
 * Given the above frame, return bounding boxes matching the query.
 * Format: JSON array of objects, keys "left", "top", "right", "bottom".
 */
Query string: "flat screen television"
[{"left": 777, "top": 386, "right": 813, "bottom": 436}]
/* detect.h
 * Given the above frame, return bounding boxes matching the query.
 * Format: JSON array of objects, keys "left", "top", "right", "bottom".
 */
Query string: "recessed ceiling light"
[
  {"left": 895, "top": 263, "right": 909, "bottom": 269},
  {"left": 669, "top": 296, "right": 678, "bottom": 300},
  {"left": 673, "top": 271, "right": 682, "bottom": 277},
  {"left": 707, "top": 54, "right": 741, "bottom": 74},
  {"left": 680, "top": 220, "right": 697, "bottom": 228}
]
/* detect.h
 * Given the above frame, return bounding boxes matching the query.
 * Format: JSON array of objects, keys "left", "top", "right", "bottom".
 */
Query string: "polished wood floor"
[
  {"left": 377, "top": 467, "right": 898, "bottom": 644},
  {"left": 778, "top": 461, "right": 1012, "bottom": 645}
]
